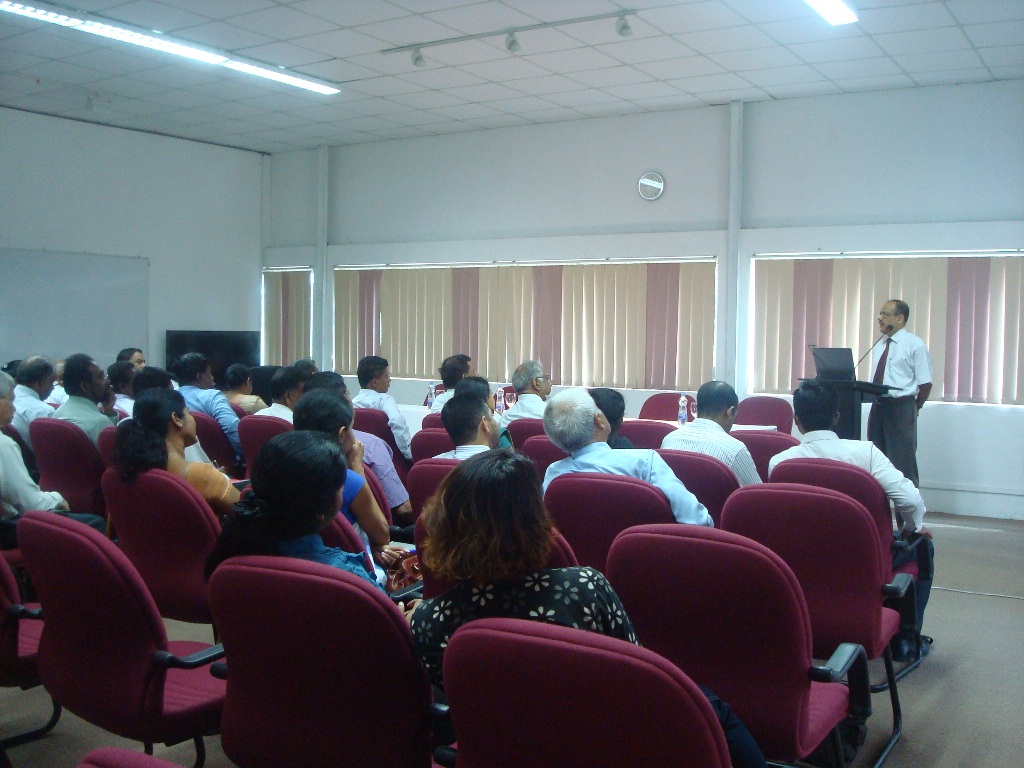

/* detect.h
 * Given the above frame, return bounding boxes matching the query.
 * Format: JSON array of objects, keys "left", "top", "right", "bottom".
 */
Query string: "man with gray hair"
[
  {"left": 498, "top": 359, "right": 552, "bottom": 429},
  {"left": 12, "top": 356, "right": 56, "bottom": 449},
  {"left": 543, "top": 388, "right": 712, "bottom": 527}
]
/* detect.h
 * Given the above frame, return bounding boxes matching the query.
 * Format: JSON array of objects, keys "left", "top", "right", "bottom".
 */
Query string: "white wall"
[{"left": 0, "top": 108, "right": 263, "bottom": 368}]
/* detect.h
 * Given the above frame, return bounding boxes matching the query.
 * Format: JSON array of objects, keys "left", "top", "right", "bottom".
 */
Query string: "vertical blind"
[
  {"left": 751, "top": 254, "right": 1023, "bottom": 405},
  {"left": 262, "top": 269, "right": 312, "bottom": 366},
  {"left": 334, "top": 261, "right": 716, "bottom": 390}
]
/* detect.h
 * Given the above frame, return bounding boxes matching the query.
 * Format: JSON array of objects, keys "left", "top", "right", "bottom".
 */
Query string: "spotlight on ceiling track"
[
  {"left": 412, "top": 48, "right": 424, "bottom": 67},
  {"left": 505, "top": 32, "right": 520, "bottom": 53},
  {"left": 615, "top": 16, "right": 632, "bottom": 37}
]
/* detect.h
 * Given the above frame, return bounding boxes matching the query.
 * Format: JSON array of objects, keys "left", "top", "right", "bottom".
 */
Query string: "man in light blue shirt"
[
  {"left": 173, "top": 352, "right": 242, "bottom": 457},
  {"left": 542, "top": 389, "right": 712, "bottom": 527}
]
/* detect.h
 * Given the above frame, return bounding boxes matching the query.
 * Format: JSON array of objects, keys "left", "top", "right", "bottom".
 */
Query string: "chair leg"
[
  {"left": 831, "top": 726, "right": 848, "bottom": 768},
  {"left": 869, "top": 649, "right": 903, "bottom": 768},
  {"left": 0, "top": 698, "right": 62, "bottom": 748},
  {"left": 192, "top": 735, "right": 206, "bottom": 768},
  {"left": 144, "top": 742, "right": 154, "bottom": 755}
]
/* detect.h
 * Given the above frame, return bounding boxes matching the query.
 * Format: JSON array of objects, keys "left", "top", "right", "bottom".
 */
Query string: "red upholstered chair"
[
  {"left": 363, "top": 465, "right": 393, "bottom": 525},
  {"left": 237, "top": 415, "right": 292, "bottom": 477},
  {"left": 0, "top": 548, "right": 62, "bottom": 749},
  {"left": 98, "top": 425, "right": 118, "bottom": 469},
  {"left": 421, "top": 412, "right": 444, "bottom": 430},
  {"left": 505, "top": 417, "right": 545, "bottom": 448},
  {"left": 407, "top": 458, "right": 460, "bottom": 519},
  {"left": 191, "top": 411, "right": 242, "bottom": 480},
  {"left": 544, "top": 473, "right": 674, "bottom": 573},
  {"left": 442, "top": 618, "right": 731, "bottom": 768},
  {"left": 722, "top": 483, "right": 908, "bottom": 767},
  {"left": 228, "top": 402, "right": 248, "bottom": 420},
  {"left": 208, "top": 556, "right": 433, "bottom": 768},
  {"left": 638, "top": 392, "right": 695, "bottom": 422},
  {"left": 29, "top": 418, "right": 106, "bottom": 517},
  {"left": 657, "top": 449, "right": 739, "bottom": 528},
  {"left": 519, "top": 435, "right": 568, "bottom": 479},
  {"left": 735, "top": 395, "right": 794, "bottom": 434},
  {"left": 606, "top": 524, "right": 871, "bottom": 767},
  {"left": 1, "top": 424, "right": 39, "bottom": 483},
  {"left": 410, "top": 429, "right": 455, "bottom": 464},
  {"left": 353, "top": 408, "right": 412, "bottom": 484},
  {"left": 615, "top": 419, "right": 677, "bottom": 449},
  {"left": 423, "top": 385, "right": 446, "bottom": 406},
  {"left": 498, "top": 386, "right": 518, "bottom": 410},
  {"left": 101, "top": 469, "right": 221, "bottom": 625},
  {"left": 77, "top": 749, "right": 184, "bottom": 768},
  {"left": 731, "top": 429, "right": 799, "bottom": 482},
  {"left": 17, "top": 512, "right": 225, "bottom": 768}
]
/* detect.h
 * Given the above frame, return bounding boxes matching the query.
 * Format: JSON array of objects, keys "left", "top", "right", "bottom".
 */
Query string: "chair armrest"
[
  {"left": 6, "top": 604, "right": 42, "bottom": 620},
  {"left": 153, "top": 643, "right": 225, "bottom": 670},
  {"left": 882, "top": 571, "right": 913, "bottom": 598},
  {"left": 892, "top": 532, "right": 924, "bottom": 555},
  {"left": 433, "top": 746, "right": 457, "bottom": 768},
  {"left": 810, "top": 642, "right": 872, "bottom": 720},
  {"left": 389, "top": 581, "right": 424, "bottom": 603},
  {"left": 210, "top": 661, "right": 228, "bottom": 680}
]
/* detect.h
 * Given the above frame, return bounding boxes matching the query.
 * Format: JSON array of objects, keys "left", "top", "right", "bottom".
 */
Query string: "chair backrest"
[
  {"left": 615, "top": 419, "right": 677, "bottom": 449},
  {"left": 1, "top": 423, "right": 39, "bottom": 482},
  {"left": 28, "top": 418, "right": 106, "bottom": 516},
  {"left": 443, "top": 617, "right": 731, "bottom": 768},
  {"left": 362, "top": 465, "right": 392, "bottom": 525},
  {"left": 352, "top": 408, "right": 411, "bottom": 483},
  {"left": 209, "top": 556, "right": 433, "bottom": 768},
  {"left": 191, "top": 411, "right": 240, "bottom": 478},
  {"left": 544, "top": 473, "right": 674, "bottom": 573},
  {"left": 505, "top": 417, "right": 545, "bottom": 448},
  {"left": 735, "top": 395, "right": 794, "bottom": 434},
  {"left": 721, "top": 483, "right": 889, "bottom": 658},
  {"left": 519, "top": 435, "right": 568, "bottom": 479},
  {"left": 415, "top": 519, "right": 578, "bottom": 599},
  {"left": 656, "top": 449, "right": 739, "bottom": 527},
  {"left": 101, "top": 468, "right": 221, "bottom": 624},
  {"left": 228, "top": 402, "right": 249, "bottom": 420},
  {"left": 638, "top": 392, "right": 695, "bottom": 422},
  {"left": 97, "top": 425, "right": 118, "bottom": 469},
  {"left": 77, "top": 748, "right": 184, "bottom": 768},
  {"left": 237, "top": 415, "right": 292, "bottom": 477},
  {"left": 606, "top": 524, "right": 832, "bottom": 761},
  {"left": 498, "top": 385, "right": 518, "bottom": 410},
  {"left": 409, "top": 429, "right": 455, "bottom": 464},
  {"left": 406, "top": 458, "right": 460, "bottom": 519},
  {"left": 730, "top": 429, "right": 800, "bottom": 482},
  {"left": 0, "top": 548, "right": 28, "bottom": 686},
  {"left": 17, "top": 511, "right": 174, "bottom": 737},
  {"left": 421, "top": 412, "right": 444, "bottom": 430}
]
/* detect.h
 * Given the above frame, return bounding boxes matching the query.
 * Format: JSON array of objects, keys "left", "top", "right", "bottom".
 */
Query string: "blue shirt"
[
  {"left": 543, "top": 442, "right": 712, "bottom": 527},
  {"left": 277, "top": 533, "right": 381, "bottom": 589},
  {"left": 179, "top": 385, "right": 242, "bottom": 455}
]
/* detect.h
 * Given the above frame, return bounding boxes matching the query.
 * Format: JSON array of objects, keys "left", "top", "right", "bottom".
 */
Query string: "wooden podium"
[{"left": 821, "top": 380, "right": 892, "bottom": 440}]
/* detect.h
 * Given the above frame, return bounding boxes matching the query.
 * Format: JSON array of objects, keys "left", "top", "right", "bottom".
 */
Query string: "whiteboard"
[{"left": 0, "top": 249, "right": 149, "bottom": 369}]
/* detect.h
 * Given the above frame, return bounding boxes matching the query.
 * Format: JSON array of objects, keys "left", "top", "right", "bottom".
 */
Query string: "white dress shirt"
[
  {"left": 351, "top": 389, "right": 413, "bottom": 460},
  {"left": 0, "top": 432, "right": 64, "bottom": 519},
  {"left": 498, "top": 393, "right": 546, "bottom": 429},
  {"left": 45, "top": 384, "right": 68, "bottom": 408},
  {"left": 12, "top": 384, "right": 53, "bottom": 448},
  {"left": 433, "top": 444, "right": 491, "bottom": 461},
  {"left": 429, "top": 390, "right": 454, "bottom": 413},
  {"left": 661, "top": 418, "right": 762, "bottom": 487},
  {"left": 114, "top": 393, "right": 135, "bottom": 418},
  {"left": 254, "top": 402, "right": 294, "bottom": 424},
  {"left": 768, "top": 429, "right": 927, "bottom": 532},
  {"left": 872, "top": 328, "right": 932, "bottom": 399},
  {"left": 543, "top": 442, "right": 712, "bottom": 527}
]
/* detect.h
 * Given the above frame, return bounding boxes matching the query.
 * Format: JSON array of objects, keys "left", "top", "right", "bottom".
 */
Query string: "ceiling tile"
[
  {"left": 292, "top": 0, "right": 411, "bottom": 27},
  {"left": 131, "top": 63, "right": 225, "bottom": 88},
  {"left": 872, "top": 27, "right": 972, "bottom": 57},
  {"left": 520, "top": 47, "right": 622, "bottom": 74},
  {"left": 234, "top": 41, "right": 331, "bottom": 68},
  {"left": 911, "top": 69, "right": 993, "bottom": 87},
  {"left": 741, "top": 64, "right": 829, "bottom": 86},
  {"left": 677, "top": 24, "right": 776, "bottom": 54},
  {"left": 519, "top": 106, "right": 586, "bottom": 122},
  {"left": 473, "top": 27, "right": 583, "bottom": 56},
  {"left": 499, "top": 0, "right": 620, "bottom": 24},
  {"left": 248, "top": 110, "right": 310, "bottom": 128},
  {"left": 977, "top": 46, "right": 1024, "bottom": 68},
  {"left": 389, "top": 0, "right": 485, "bottom": 13},
  {"left": 4, "top": 29, "right": 99, "bottom": 59},
  {"left": 893, "top": 49, "right": 985, "bottom": 74},
  {"left": 96, "top": 2, "right": 210, "bottom": 33},
  {"left": 560, "top": 16, "right": 664, "bottom": 46},
  {"left": 423, "top": 39, "right": 507, "bottom": 66},
  {"left": 61, "top": 47, "right": 162, "bottom": 76},
  {"left": 429, "top": 101, "right": 504, "bottom": 119},
  {"left": 443, "top": 81, "right": 524, "bottom": 101},
  {"left": 761, "top": 81, "right": 842, "bottom": 99},
  {"left": 89, "top": 74, "right": 169, "bottom": 98},
  {"left": 990, "top": 65, "right": 1024, "bottom": 79},
  {"left": 354, "top": 15, "right": 464, "bottom": 47},
  {"left": 387, "top": 89, "right": 469, "bottom": 109},
  {"left": 238, "top": 91, "right": 321, "bottom": 111},
  {"left": 642, "top": 2, "right": 747, "bottom": 34},
  {"left": 595, "top": 35, "right": 697, "bottom": 65},
  {"left": 176, "top": 21, "right": 274, "bottom": 51},
  {"left": 945, "top": 0, "right": 1024, "bottom": 25},
  {"left": 788, "top": 35, "right": 885, "bottom": 63},
  {"left": 836, "top": 74, "right": 916, "bottom": 92},
  {"left": 19, "top": 60, "right": 108, "bottom": 85},
  {"left": 198, "top": 100, "right": 275, "bottom": 119},
  {"left": 343, "top": 97, "right": 415, "bottom": 115},
  {"left": 159, "top": 0, "right": 276, "bottom": 20},
  {"left": 230, "top": 6, "right": 338, "bottom": 39},
  {"left": 424, "top": 3, "right": 538, "bottom": 34},
  {"left": 573, "top": 100, "right": 644, "bottom": 117},
  {"left": 342, "top": 75, "right": 426, "bottom": 96},
  {"left": 602, "top": 79, "right": 682, "bottom": 100},
  {"left": 669, "top": 71, "right": 752, "bottom": 93},
  {"left": 855, "top": 3, "right": 957, "bottom": 35},
  {"left": 502, "top": 74, "right": 588, "bottom": 95},
  {"left": 293, "top": 58, "right": 380, "bottom": 83},
  {"left": 292, "top": 28, "right": 390, "bottom": 58},
  {"left": 757, "top": 17, "right": 863, "bottom": 45},
  {"left": 463, "top": 113, "right": 535, "bottom": 129},
  {"left": 188, "top": 76, "right": 282, "bottom": 100},
  {"left": 542, "top": 88, "right": 620, "bottom": 107},
  {"left": 962, "top": 21, "right": 1024, "bottom": 49},
  {"left": 629, "top": 92, "right": 705, "bottom": 110},
  {"left": 699, "top": 86, "right": 770, "bottom": 104},
  {"left": 707, "top": 46, "right": 803, "bottom": 71},
  {"left": 567, "top": 65, "right": 653, "bottom": 88},
  {"left": 397, "top": 66, "right": 486, "bottom": 88},
  {"left": 721, "top": 0, "right": 815, "bottom": 25},
  {"left": 384, "top": 109, "right": 454, "bottom": 125},
  {"left": 813, "top": 57, "right": 903, "bottom": 79},
  {"left": 0, "top": 72, "right": 64, "bottom": 97},
  {"left": 146, "top": 86, "right": 219, "bottom": 107},
  {"left": 486, "top": 94, "right": 562, "bottom": 113},
  {"left": 634, "top": 56, "right": 727, "bottom": 80},
  {"left": 459, "top": 56, "right": 552, "bottom": 81}
]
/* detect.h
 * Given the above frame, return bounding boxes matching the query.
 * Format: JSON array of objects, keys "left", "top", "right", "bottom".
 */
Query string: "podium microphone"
[{"left": 856, "top": 326, "right": 893, "bottom": 369}]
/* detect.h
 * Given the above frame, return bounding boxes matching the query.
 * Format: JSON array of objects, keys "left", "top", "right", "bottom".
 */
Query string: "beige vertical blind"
[
  {"left": 476, "top": 266, "right": 532, "bottom": 383},
  {"left": 262, "top": 269, "right": 311, "bottom": 366},
  {"left": 991, "top": 257, "right": 1023, "bottom": 404},
  {"left": 380, "top": 268, "right": 453, "bottom": 379},
  {"left": 676, "top": 261, "right": 717, "bottom": 391},
  {"left": 752, "top": 259, "right": 794, "bottom": 393},
  {"left": 333, "top": 269, "right": 361, "bottom": 371}
]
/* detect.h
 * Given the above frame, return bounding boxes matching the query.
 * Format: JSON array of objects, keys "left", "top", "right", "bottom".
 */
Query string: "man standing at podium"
[{"left": 867, "top": 299, "right": 932, "bottom": 487}]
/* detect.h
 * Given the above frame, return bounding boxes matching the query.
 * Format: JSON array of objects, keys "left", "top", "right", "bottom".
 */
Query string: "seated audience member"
[
  {"left": 203, "top": 431, "right": 380, "bottom": 589},
  {"left": 254, "top": 366, "right": 304, "bottom": 423},
  {"left": 107, "top": 360, "right": 136, "bottom": 418},
  {"left": 435, "top": 393, "right": 499, "bottom": 460},
  {"left": 292, "top": 358, "right": 319, "bottom": 385},
  {"left": 53, "top": 353, "right": 119, "bottom": 446},
  {"left": 223, "top": 363, "right": 268, "bottom": 415},
  {"left": 453, "top": 375, "right": 513, "bottom": 449},
  {"left": 12, "top": 356, "right": 56, "bottom": 448},
  {"left": 430, "top": 354, "right": 473, "bottom": 413},
  {"left": 498, "top": 359, "right": 552, "bottom": 429},
  {"left": 133, "top": 366, "right": 215, "bottom": 466},
  {"left": 661, "top": 381, "right": 761, "bottom": 487},
  {"left": 0, "top": 371, "right": 106, "bottom": 547},
  {"left": 542, "top": 389, "right": 712, "bottom": 527},
  {"left": 411, "top": 450, "right": 766, "bottom": 768},
  {"left": 112, "top": 388, "right": 240, "bottom": 518},
  {"left": 293, "top": 390, "right": 406, "bottom": 585},
  {"left": 1, "top": 362, "right": 19, "bottom": 378},
  {"left": 116, "top": 347, "right": 147, "bottom": 371},
  {"left": 45, "top": 358, "right": 68, "bottom": 407},
  {"left": 589, "top": 387, "right": 634, "bottom": 449},
  {"left": 352, "top": 355, "right": 413, "bottom": 462},
  {"left": 769, "top": 378, "right": 934, "bottom": 659},
  {"left": 174, "top": 352, "right": 242, "bottom": 458},
  {"left": 303, "top": 371, "right": 411, "bottom": 518}
]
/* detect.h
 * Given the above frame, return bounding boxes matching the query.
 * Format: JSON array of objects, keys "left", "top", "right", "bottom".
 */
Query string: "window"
[{"left": 262, "top": 269, "right": 312, "bottom": 366}]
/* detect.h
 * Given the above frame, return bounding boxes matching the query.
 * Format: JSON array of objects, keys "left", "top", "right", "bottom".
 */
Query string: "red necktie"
[{"left": 872, "top": 338, "right": 891, "bottom": 385}]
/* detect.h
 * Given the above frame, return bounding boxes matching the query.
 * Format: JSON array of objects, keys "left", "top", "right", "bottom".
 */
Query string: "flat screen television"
[{"left": 165, "top": 331, "right": 260, "bottom": 389}]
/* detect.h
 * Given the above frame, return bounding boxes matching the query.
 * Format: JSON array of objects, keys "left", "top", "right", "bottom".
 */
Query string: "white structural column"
[
  {"left": 315, "top": 145, "right": 330, "bottom": 368},
  {"left": 718, "top": 100, "right": 743, "bottom": 389}
]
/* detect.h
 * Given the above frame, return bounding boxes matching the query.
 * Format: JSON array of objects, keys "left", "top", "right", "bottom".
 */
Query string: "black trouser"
[
  {"left": 700, "top": 685, "right": 768, "bottom": 768},
  {"left": 868, "top": 396, "right": 920, "bottom": 487}
]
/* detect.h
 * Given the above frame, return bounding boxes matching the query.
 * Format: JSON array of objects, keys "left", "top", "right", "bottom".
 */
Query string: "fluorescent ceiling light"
[
  {"left": 802, "top": 0, "right": 858, "bottom": 26},
  {"left": 0, "top": 0, "right": 339, "bottom": 94}
]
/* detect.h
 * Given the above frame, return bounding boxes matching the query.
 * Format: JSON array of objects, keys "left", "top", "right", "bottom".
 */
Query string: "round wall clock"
[{"left": 638, "top": 172, "right": 664, "bottom": 200}]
